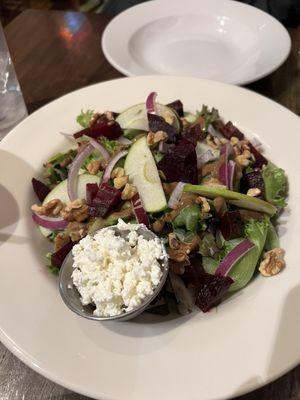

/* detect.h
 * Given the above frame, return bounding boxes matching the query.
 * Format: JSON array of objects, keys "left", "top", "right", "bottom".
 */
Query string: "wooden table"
[{"left": 3, "top": 8, "right": 300, "bottom": 400}]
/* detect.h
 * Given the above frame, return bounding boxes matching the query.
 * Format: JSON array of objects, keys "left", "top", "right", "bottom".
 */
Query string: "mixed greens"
[{"left": 31, "top": 92, "right": 288, "bottom": 315}]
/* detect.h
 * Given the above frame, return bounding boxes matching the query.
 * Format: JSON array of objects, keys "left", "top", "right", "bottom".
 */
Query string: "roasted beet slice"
[
  {"left": 86, "top": 183, "right": 99, "bottom": 205},
  {"left": 184, "top": 123, "right": 206, "bottom": 146},
  {"left": 220, "top": 121, "right": 244, "bottom": 140},
  {"left": 74, "top": 116, "right": 122, "bottom": 140},
  {"left": 32, "top": 178, "right": 51, "bottom": 202},
  {"left": 196, "top": 272, "right": 233, "bottom": 312},
  {"left": 166, "top": 100, "right": 184, "bottom": 117},
  {"left": 248, "top": 143, "right": 268, "bottom": 169},
  {"left": 51, "top": 240, "right": 76, "bottom": 269},
  {"left": 157, "top": 138, "right": 198, "bottom": 183},
  {"left": 220, "top": 210, "right": 243, "bottom": 240},
  {"left": 88, "top": 183, "right": 122, "bottom": 218},
  {"left": 148, "top": 113, "right": 179, "bottom": 143},
  {"left": 240, "top": 169, "right": 265, "bottom": 198}
]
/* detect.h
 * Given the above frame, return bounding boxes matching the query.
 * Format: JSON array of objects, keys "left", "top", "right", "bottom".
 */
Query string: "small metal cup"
[{"left": 59, "top": 225, "right": 169, "bottom": 322}]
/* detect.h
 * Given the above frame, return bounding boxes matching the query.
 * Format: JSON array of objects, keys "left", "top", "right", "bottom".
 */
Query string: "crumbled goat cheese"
[{"left": 71, "top": 219, "right": 164, "bottom": 317}]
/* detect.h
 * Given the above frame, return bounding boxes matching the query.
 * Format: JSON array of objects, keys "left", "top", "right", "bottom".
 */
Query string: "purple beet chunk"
[
  {"left": 166, "top": 100, "right": 184, "bottom": 117},
  {"left": 51, "top": 240, "right": 76, "bottom": 269},
  {"left": 184, "top": 123, "right": 206, "bottom": 146},
  {"left": 182, "top": 254, "right": 204, "bottom": 289},
  {"left": 88, "top": 183, "right": 122, "bottom": 218},
  {"left": 147, "top": 113, "right": 179, "bottom": 143},
  {"left": 31, "top": 178, "right": 51, "bottom": 202},
  {"left": 248, "top": 143, "right": 268, "bottom": 169},
  {"left": 196, "top": 272, "right": 233, "bottom": 312},
  {"left": 74, "top": 118, "right": 122, "bottom": 140},
  {"left": 157, "top": 138, "right": 198, "bottom": 183},
  {"left": 86, "top": 183, "right": 99, "bottom": 205},
  {"left": 241, "top": 169, "right": 265, "bottom": 198},
  {"left": 220, "top": 121, "right": 244, "bottom": 140},
  {"left": 220, "top": 210, "right": 243, "bottom": 240}
]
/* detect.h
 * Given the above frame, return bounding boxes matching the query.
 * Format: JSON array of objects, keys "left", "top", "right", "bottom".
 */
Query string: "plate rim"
[
  {"left": 0, "top": 75, "right": 299, "bottom": 400},
  {"left": 101, "top": 0, "right": 291, "bottom": 85}
]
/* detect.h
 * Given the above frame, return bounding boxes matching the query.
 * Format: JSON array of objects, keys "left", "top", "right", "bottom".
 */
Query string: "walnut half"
[{"left": 259, "top": 248, "right": 285, "bottom": 277}]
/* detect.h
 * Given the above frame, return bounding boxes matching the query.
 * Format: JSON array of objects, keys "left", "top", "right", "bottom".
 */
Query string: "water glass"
[{"left": 0, "top": 22, "right": 27, "bottom": 140}]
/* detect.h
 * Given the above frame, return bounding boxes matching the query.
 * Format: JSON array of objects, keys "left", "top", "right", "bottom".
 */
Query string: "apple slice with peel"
[
  {"left": 39, "top": 174, "right": 100, "bottom": 237},
  {"left": 124, "top": 136, "right": 167, "bottom": 212}
]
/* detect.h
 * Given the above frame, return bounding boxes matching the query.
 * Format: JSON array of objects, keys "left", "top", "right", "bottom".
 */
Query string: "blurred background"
[{"left": 0, "top": 0, "right": 299, "bottom": 27}]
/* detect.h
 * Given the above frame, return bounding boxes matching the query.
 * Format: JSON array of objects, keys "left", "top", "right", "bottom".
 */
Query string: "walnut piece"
[
  {"left": 195, "top": 196, "right": 210, "bottom": 213},
  {"left": 147, "top": 130, "right": 168, "bottom": 146},
  {"left": 121, "top": 183, "right": 137, "bottom": 200},
  {"left": 167, "top": 234, "right": 200, "bottom": 263},
  {"left": 114, "top": 175, "right": 128, "bottom": 189},
  {"left": 31, "top": 198, "right": 64, "bottom": 217},
  {"left": 66, "top": 222, "right": 88, "bottom": 242},
  {"left": 247, "top": 188, "right": 261, "bottom": 197},
  {"left": 213, "top": 196, "right": 226, "bottom": 214},
  {"left": 202, "top": 177, "right": 226, "bottom": 189},
  {"left": 259, "top": 248, "right": 285, "bottom": 277},
  {"left": 152, "top": 219, "right": 165, "bottom": 233},
  {"left": 111, "top": 167, "right": 125, "bottom": 179},
  {"left": 235, "top": 149, "right": 251, "bottom": 167},
  {"left": 230, "top": 136, "right": 240, "bottom": 146},
  {"left": 60, "top": 199, "right": 88, "bottom": 222},
  {"left": 86, "top": 159, "right": 101, "bottom": 175}
]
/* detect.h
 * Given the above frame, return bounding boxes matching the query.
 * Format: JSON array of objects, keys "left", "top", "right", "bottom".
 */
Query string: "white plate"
[
  {"left": 0, "top": 76, "right": 299, "bottom": 400},
  {"left": 102, "top": 0, "right": 291, "bottom": 85}
]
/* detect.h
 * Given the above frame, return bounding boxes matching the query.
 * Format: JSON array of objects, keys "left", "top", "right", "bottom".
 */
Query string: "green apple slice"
[
  {"left": 124, "top": 136, "right": 167, "bottom": 212},
  {"left": 116, "top": 102, "right": 180, "bottom": 132},
  {"left": 39, "top": 174, "right": 100, "bottom": 237}
]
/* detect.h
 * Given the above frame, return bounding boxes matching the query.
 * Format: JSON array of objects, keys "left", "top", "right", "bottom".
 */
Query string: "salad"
[{"left": 31, "top": 92, "right": 288, "bottom": 315}]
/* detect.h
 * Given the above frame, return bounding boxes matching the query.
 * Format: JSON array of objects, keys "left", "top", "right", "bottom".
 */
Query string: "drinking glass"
[{"left": 0, "top": 22, "right": 27, "bottom": 140}]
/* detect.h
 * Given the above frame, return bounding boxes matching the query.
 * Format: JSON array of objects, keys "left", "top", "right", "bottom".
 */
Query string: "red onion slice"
[
  {"left": 67, "top": 143, "right": 94, "bottom": 201},
  {"left": 215, "top": 239, "right": 255, "bottom": 277},
  {"left": 228, "top": 160, "right": 236, "bottom": 190},
  {"left": 89, "top": 138, "right": 110, "bottom": 161},
  {"left": 168, "top": 182, "right": 185, "bottom": 209},
  {"left": 132, "top": 193, "right": 149, "bottom": 227},
  {"left": 32, "top": 213, "right": 68, "bottom": 230},
  {"left": 117, "top": 136, "right": 132, "bottom": 145},
  {"left": 219, "top": 143, "right": 234, "bottom": 188},
  {"left": 102, "top": 150, "right": 128, "bottom": 183},
  {"left": 146, "top": 92, "right": 157, "bottom": 114}
]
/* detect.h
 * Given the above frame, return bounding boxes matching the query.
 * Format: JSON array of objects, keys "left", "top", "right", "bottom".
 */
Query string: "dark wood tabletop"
[{"left": 2, "top": 8, "right": 300, "bottom": 400}]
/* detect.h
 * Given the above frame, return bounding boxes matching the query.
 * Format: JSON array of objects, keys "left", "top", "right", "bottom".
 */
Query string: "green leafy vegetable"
[
  {"left": 184, "top": 184, "right": 277, "bottom": 216},
  {"left": 202, "top": 256, "right": 219, "bottom": 274},
  {"left": 262, "top": 162, "right": 288, "bottom": 208},
  {"left": 199, "top": 232, "right": 219, "bottom": 257},
  {"left": 100, "top": 137, "right": 120, "bottom": 154},
  {"left": 173, "top": 228, "right": 195, "bottom": 243},
  {"left": 265, "top": 222, "right": 280, "bottom": 251},
  {"left": 199, "top": 105, "right": 220, "bottom": 131},
  {"left": 227, "top": 218, "right": 269, "bottom": 291},
  {"left": 173, "top": 205, "right": 200, "bottom": 231},
  {"left": 123, "top": 128, "right": 145, "bottom": 140},
  {"left": 76, "top": 109, "right": 94, "bottom": 128},
  {"left": 153, "top": 152, "right": 164, "bottom": 163}
]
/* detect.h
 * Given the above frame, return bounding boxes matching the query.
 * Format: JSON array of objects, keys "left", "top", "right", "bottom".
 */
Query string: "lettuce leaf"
[
  {"left": 227, "top": 218, "right": 269, "bottom": 291},
  {"left": 173, "top": 205, "right": 200, "bottom": 231},
  {"left": 76, "top": 109, "right": 94, "bottom": 128},
  {"left": 264, "top": 222, "right": 280, "bottom": 251},
  {"left": 100, "top": 137, "right": 120, "bottom": 154},
  {"left": 262, "top": 162, "right": 288, "bottom": 208}
]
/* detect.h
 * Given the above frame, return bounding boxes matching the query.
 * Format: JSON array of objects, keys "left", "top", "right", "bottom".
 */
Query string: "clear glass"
[{"left": 0, "top": 22, "right": 27, "bottom": 140}]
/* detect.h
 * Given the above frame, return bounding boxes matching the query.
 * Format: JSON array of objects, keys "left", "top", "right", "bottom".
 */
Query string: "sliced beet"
[
  {"left": 166, "top": 100, "right": 184, "bottom": 117},
  {"left": 159, "top": 142, "right": 176, "bottom": 154},
  {"left": 182, "top": 254, "right": 204, "bottom": 289},
  {"left": 196, "top": 272, "right": 233, "bottom": 312},
  {"left": 32, "top": 178, "right": 51, "bottom": 202},
  {"left": 248, "top": 143, "right": 268, "bottom": 169},
  {"left": 220, "top": 121, "right": 244, "bottom": 140},
  {"left": 51, "top": 239, "right": 76, "bottom": 269},
  {"left": 157, "top": 138, "right": 198, "bottom": 183},
  {"left": 88, "top": 182, "right": 122, "bottom": 218},
  {"left": 74, "top": 115, "right": 122, "bottom": 140},
  {"left": 86, "top": 183, "right": 99, "bottom": 205},
  {"left": 220, "top": 210, "right": 243, "bottom": 240},
  {"left": 148, "top": 113, "right": 179, "bottom": 143},
  {"left": 184, "top": 123, "right": 206, "bottom": 146},
  {"left": 240, "top": 169, "right": 265, "bottom": 198}
]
